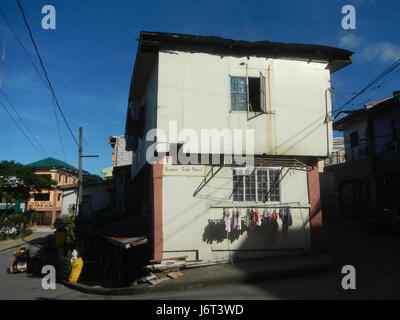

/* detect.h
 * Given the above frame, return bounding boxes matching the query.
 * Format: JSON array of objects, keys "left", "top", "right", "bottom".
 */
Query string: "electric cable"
[
  {"left": 0, "top": 97, "right": 45, "bottom": 157},
  {"left": 0, "top": 89, "right": 49, "bottom": 157},
  {"left": 16, "top": 0, "right": 79, "bottom": 146}
]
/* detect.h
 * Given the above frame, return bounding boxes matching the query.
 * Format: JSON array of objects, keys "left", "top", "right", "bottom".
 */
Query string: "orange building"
[{"left": 27, "top": 158, "right": 78, "bottom": 226}]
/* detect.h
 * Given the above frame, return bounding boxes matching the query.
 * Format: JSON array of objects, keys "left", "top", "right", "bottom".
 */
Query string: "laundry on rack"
[
  {"left": 270, "top": 210, "right": 279, "bottom": 232},
  {"left": 236, "top": 209, "right": 242, "bottom": 231},
  {"left": 224, "top": 209, "right": 231, "bottom": 232},
  {"left": 279, "top": 206, "right": 292, "bottom": 236},
  {"left": 256, "top": 209, "right": 262, "bottom": 227}
]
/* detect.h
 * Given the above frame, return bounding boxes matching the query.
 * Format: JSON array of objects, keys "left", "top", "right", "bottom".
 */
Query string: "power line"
[
  {"left": 0, "top": 89, "right": 49, "bottom": 157},
  {"left": 51, "top": 95, "right": 66, "bottom": 161},
  {"left": 0, "top": 4, "right": 68, "bottom": 159},
  {"left": 16, "top": 0, "right": 79, "bottom": 146},
  {"left": 0, "top": 97, "right": 45, "bottom": 157},
  {"left": 0, "top": 6, "right": 47, "bottom": 88},
  {"left": 333, "top": 57, "right": 400, "bottom": 117}
]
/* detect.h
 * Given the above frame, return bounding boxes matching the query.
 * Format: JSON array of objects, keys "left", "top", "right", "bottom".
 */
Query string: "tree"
[
  {"left": 82, "top": 170, "right": 103, "bottom": 184},
  {"left": 0, "top": 161, "right": 57, "bottom": 233},
  {"left": 0, "top": 161, "right": 57, "bottom": 201}
]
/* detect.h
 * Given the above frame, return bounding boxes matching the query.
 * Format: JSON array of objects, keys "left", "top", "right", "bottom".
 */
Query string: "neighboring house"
[
  {"left": 26, "top": 158, "right": 78, "bottom": 226},
  {"left": 124, "top": 31, "right": 352, "bottom": 262},
  {"left": 318, "top": 136, "right": 345, "bottom": 172},
  {"left": 318, "top": 137, "right": 345, "bottom": 223},
  {"left": 109, "top": 136, "right": 133, "bottom": 167},
  {"left": 325, "top": 91, "right": 400, "bottom": 220},
  {"left": 60, "top": 180, "right": 113, "bottom": 216},
  {"left": 101, "top": 167, "right": 113, "bottom": 179},
  {"left": 108, "top": 135, "right": 133, "bottom": 214}
]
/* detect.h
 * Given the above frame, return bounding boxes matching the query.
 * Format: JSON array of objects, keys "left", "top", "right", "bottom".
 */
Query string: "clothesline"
[{"left": 209, "top": 203, "right": 310, "bottom": 209}]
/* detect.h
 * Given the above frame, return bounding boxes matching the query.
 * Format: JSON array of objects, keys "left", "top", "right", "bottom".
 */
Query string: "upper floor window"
[
  {"left": 232, "top": 167, "right": 281, "bottom": 202},
  {"left": 350, "top": 131, "right": 359, "bottom": 148},
  {"left": 58, "top": 174, "right": 62, "bottom": 183},
  {"left": 230, "top": 74, "right": 266, "bottom": 112},
  {"left": 34, "top": 193, "right": 50, "bottom": 201},
  {"left": 65, "top": 176, "right": 68, "bottom": 183}
]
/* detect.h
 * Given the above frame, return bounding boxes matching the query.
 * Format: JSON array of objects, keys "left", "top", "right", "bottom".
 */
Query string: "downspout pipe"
[{"left": 325, "top": 88, "right": 334, "bottom": 157}]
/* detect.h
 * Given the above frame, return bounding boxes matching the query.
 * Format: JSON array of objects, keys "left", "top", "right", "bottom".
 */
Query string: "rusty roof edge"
[{"left": 140, "top": 30, "right": 353, "bottom": 59}]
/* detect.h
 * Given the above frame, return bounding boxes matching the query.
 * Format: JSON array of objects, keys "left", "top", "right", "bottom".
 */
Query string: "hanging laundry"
[
  {"left": 271, "top": 210, "right": 279, "bottom": 232},
  {"left": 256, "top": 209, "right": 262, "bottom": 227},
  {"left": 232, "top": 209, "right": 238, "bottom": 230},
  {"left": 224, "top": 209, "right": 231, "bottom": 232},
  {"left": 247, "top": 209, "right": 252, "bottom": 229},
  {"left": 250, "top": 209, "right": 259, "bottom": 231},
  {"left": 265, "top": 210, "right": 271, "bottom": 222},
  {"left": 236, "top": 209, "right": 242, "bottom": 231},
  {"left": 279, "top": 207, "right": 292, "bottom": 236}
]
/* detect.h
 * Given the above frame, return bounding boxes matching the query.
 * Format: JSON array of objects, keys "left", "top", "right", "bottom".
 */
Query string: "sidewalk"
[
  {"left": 62, "top": 254, "right": 338, "bottom": 296},
  {"left": 0, "top": 234, "right": 41, "bottom": 252},
  {"left": 0, "top": 229, "right": 54, "bottom": 252}
]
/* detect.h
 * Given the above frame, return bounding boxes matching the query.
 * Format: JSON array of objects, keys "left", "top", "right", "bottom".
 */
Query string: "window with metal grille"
[
  {"left": 232, "top": 168, "right": 281, "bottom": 202},
  {"left": 34, "top": 193, "right": 50, "bottom": 201}
]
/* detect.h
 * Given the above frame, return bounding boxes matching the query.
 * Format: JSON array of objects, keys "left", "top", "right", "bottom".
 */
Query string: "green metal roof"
[{"left": 27, "top": 157, "right": 78, "bottom": 172}]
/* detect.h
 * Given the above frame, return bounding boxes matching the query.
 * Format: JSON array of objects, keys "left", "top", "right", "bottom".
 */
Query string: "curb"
[
  {"left": 62, "top": 255, "right": 339, "bottom": 296},
  {"left": 0, "top": 235, "right": 43, "bottom": 253}
]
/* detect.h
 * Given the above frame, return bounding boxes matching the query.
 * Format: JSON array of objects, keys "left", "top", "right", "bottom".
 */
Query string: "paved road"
[
  {"left": 1, "top": 222, "right": 400, "bottom": 300},
  {"left": 0, "top": 242, "right": 391, "bottom": 300},
  {"left": 0, "top": 244, "right": 344, "bottom": 300}
]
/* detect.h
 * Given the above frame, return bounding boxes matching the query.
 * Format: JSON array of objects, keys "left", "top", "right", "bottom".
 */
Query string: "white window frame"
[{"left": 231, "top": 167, "right": 282, "bottom": 203}]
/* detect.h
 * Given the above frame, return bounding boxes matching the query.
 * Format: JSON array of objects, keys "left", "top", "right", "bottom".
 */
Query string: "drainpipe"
[{"left": 324, "top": 88, "right": 334, "bottom": 157}]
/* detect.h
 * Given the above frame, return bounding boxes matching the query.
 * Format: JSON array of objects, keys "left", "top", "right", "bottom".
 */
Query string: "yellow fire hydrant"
[{"left": 69, "top": 257, "right": 84, "bottom": 282}]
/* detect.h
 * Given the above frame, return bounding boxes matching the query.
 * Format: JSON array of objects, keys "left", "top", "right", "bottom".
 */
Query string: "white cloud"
[
  {"left": 339, "top": 34, "right": 363, "bottom": 50},
  {"left": 362, "top": 42, "right": 400, "bottom": 63},
  {"left": 338, "top": 34, "right": 400, "bottom": 64}
]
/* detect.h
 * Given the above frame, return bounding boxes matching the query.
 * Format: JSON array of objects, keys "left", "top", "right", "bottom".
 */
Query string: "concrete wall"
[
  {"left": 113, "top": 136, "right": 133, "bottom": 167},
  {"left": 61, "top": 189, "right": 77, "bottom": 216},
  {"left": 83, "top": 183, "right": 112, "bottom": 213},
  {"left": 161, "top": 165, "right": 311, "bottom": 261},
  {"left": 131, "top": 62, "right": 159, "bottom": 179},
  {"left": 156, "top": 51, "right": 333, "bottom": 157},
  {"left": 343, "top": 117, "right": 368, "bottom": 160}
]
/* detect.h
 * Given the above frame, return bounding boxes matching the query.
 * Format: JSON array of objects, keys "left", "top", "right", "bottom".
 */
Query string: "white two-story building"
[{"left": 124, "top": 31, "right": 352, "bottom": 262}]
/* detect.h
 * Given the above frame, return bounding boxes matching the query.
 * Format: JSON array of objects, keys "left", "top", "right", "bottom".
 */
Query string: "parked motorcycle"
[{"left": 8, "top": 247, "right": 30, "bottom": 273}]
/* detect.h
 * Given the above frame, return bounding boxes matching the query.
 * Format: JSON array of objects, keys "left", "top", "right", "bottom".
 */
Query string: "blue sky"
[{"left": 0, "top": 0, "right": 399, "bottom": 174}]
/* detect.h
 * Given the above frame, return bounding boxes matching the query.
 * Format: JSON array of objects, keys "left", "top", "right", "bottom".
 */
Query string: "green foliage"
[
  {"left": 82, "top": 171, "right": 103, "bottom": 184},
  {"left": 0, "top": 210, "right": 36, "bottom": 239},
  {"left": 0, "top": 160, "right": 57, "bottom": 201},
  {"left": 62, "top": 214, "right": 77, "bottom": 247},
  {"left": 57, "top": 249, "right": 72, "bottom": 281}
]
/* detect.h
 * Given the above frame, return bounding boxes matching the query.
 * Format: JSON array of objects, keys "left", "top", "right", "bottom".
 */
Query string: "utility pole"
[
  {"left": 77, "top": 126, "right": 99, "bottom": 216},
  {"left": 78, "top": 127, "right": 83, "bottom": 215}
]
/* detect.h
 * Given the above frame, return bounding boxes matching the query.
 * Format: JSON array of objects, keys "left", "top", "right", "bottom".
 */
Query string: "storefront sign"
[
  {"left": 31, "top": 201, "right": 53, "bottom": 208},
  {"left": 163, "top": 165, "right": 206, "bottom": 177}
]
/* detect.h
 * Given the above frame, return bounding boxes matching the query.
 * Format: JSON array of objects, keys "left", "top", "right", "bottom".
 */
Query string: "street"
[
  {"left": 0, "top": 246, "right": 346, "bottom": 300},
  {"left": 1, "top": 221, "right": 400, "bottom": 300}
]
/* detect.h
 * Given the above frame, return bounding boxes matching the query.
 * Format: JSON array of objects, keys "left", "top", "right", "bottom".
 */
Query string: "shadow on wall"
[{"left": 202, "top": 209, "right": 305, "bottom": 256}]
